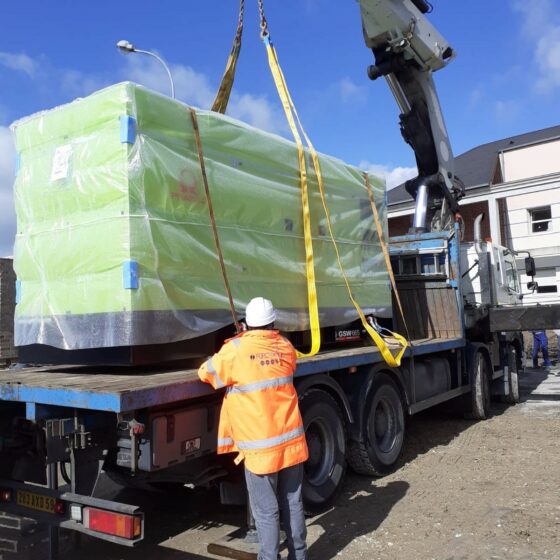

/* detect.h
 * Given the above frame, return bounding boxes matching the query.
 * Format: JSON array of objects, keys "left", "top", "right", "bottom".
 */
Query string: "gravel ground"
[{"left": 13, "top": 366, "right": 560, "bottom": 560}]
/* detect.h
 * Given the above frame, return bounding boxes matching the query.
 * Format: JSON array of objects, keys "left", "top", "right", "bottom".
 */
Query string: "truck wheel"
[
  {"left": 299, "top": 389, "right": 346, "bottom": 514},
  {"left": 504, "top": 344, "right": 520, "bottom": 404},
  {"left": 347, "top": 373, "right": 405, "bottom": 477},
  {"left": 469, "top": 351, "right": 491, "bottom": 419}
]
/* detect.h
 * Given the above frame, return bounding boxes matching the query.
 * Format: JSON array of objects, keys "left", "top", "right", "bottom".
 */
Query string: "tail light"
[
  {"left": 54, "top": 501, "right": 65, "bottom": 515},
  {"left": 83, "top": 507, "right": 142, "bottom": 539},
  {"left": 0, "top": 489, "right": 12, "bottom": 502}
]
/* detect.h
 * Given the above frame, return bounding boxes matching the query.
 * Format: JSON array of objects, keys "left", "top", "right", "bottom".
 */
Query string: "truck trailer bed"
[{"left": 0, "top": 337, "right": 464, "bottom": 413}]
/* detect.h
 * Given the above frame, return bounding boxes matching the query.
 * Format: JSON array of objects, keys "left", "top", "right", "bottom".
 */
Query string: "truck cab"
[{"left": 461, "top": 241, "right": 523, "bottom": 308}]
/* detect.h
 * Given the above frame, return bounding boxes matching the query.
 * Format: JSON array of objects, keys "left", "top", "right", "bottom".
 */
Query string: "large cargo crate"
[{"left": 12, "top": 82, "right": 390, "bottom": 356}]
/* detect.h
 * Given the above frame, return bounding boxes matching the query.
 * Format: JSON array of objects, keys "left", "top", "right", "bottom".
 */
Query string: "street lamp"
[{"left": 116, "top": 39, "right": 175, "bottom": 99}]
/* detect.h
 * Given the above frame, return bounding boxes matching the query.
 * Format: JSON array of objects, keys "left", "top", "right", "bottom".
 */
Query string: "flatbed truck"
[{"left": 0, "top": 224, "right": 535, "bottom": 551}]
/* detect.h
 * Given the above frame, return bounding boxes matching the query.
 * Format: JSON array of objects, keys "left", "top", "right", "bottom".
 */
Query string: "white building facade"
[{"left": 387, "top": 126, "right": 560, "bottom": 305}]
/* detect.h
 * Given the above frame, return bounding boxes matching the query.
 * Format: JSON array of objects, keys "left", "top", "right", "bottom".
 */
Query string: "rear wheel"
[
  {"left": 469, "top": 351, "right": 491, "bottom": 419},
  {"left": 299, "top": 389, "right": 346, "bottom": 514},
  {"left": 347, "top": 374, "right": 405, "bottom": 477},
  {"left": 504, "top": 344, "right": 520, "bottom": 404}
]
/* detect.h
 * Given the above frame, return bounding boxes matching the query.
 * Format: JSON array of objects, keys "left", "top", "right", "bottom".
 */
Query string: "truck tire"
[
  {"left": 299, "top": 389, "right": 346, "bottom": 514},
  {"left": 504, "top": 344, "right": 520, "bottom": 404},
  {"left": 469, "top": 351, "right": 491, "bottom": 419},
  {"left": 347, "top": 373, "right": 405, "bottom": 477}
]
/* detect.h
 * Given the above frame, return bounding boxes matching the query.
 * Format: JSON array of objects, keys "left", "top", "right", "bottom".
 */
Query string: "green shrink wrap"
[{"left": 11, "top": 82, "right": 391, "bottom": 350}]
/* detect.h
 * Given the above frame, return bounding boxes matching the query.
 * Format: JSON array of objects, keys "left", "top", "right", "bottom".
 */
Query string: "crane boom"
[{"left": 358, "top": 0, "right": 465, "bottom": 232}]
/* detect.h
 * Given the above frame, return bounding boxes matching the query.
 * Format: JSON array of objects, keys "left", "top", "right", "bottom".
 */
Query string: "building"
[{"left": 387, "top": 125, "right": 560, "bottom": 305}]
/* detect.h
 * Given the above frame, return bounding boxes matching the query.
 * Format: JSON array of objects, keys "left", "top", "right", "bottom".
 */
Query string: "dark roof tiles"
[{"left": 387, "top": 124, "right": 560, "bottom": 206}]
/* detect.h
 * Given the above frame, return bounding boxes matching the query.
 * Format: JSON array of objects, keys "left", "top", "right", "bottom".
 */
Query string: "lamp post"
[{"left": 116, "top": 40, "right": 175, "bottom": 99}]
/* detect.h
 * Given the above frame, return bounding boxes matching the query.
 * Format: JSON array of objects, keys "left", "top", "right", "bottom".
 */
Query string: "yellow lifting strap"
[
  {"left": 262, "top": 38, "right": 320, "bottom": 358},
  {"left": 259, "top": 6, "right": 408, "bottom": 365},
  {"left": 211, "top": 0, "right": 245, "bottom": 113}
]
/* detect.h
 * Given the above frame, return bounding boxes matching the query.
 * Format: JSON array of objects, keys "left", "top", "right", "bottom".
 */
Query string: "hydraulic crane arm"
[{"left": 358, "top": 0, "right": 465, "bottom": 232}]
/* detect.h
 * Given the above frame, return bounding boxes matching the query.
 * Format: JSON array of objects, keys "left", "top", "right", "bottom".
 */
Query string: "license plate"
[{"left": 16, "top": 490, "right": 56, "bottom": 514}]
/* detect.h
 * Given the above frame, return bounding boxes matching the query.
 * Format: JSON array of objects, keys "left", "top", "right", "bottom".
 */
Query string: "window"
[
  {"left": 537, "top": 285, "right": 558, "bottom": 294},
  {"left": 503, "top": 251, "right": 520, "bottom": 292},
  {"left": 391, "top": 253, "right": 446, "bottom": 276},
  {"left": 529, "top": 206, "right": 552, "bottom": 233},
  {"left": 533, "top": 267, "right": 559, "bottom": 294}
]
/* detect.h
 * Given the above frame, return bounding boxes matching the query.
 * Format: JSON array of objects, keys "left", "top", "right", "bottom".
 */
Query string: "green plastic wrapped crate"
[{"left": 11, "top": 82, "right": 390, "bottom": 350}]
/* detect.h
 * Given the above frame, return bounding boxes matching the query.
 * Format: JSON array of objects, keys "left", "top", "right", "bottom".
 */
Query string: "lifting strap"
[
  {"left": 258, "top": 6, "right": 320, "bottom": 358},
  {"left": 189, "top": 107, "right": 241, "bottom": 332},
  {"left": 258, "top": 0, "right": 408, "bottom": 365},
  {"left": 364, "top": 173, "right": 412, "bottom": 347},
  {"left": 211, "top": 0, "right": 245, "bottom": 113}
]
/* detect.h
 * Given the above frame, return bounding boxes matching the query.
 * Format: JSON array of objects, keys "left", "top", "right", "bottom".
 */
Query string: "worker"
[
  {"left": 198, "top": 297, "right": 308, "bottom": 560},
  {"left": 531, "top": 330, "right": 552, "bottom": 369}
]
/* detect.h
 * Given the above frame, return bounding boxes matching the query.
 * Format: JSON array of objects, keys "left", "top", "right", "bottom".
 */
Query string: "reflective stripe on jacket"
[{"left": 198, "top": 329, "right": 308, "bottom": 475}]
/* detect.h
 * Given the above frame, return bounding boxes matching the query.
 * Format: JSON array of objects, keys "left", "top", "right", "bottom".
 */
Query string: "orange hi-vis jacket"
[{"left": 197, "top": 329, "right": 309, "bottom": 475}]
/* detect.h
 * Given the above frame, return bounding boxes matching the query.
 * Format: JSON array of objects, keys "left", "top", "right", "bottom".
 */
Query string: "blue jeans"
[
  {"left": 532, "top": 332, "right": 551, "bottom": 367},
  {"left": 245, "top": 463, "right": 307, "bottom": 560}
]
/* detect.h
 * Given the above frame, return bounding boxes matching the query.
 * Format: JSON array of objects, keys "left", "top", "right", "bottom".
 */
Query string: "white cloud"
[
  {"left": 1, "top": 49, "right": 107, "bottom": 100},
  {"left": 468, "top": 86, "right": 484, "bottom": 108},
  {"left": 124, "top": 56, "right": 215, "bottom": 107},
  {"left": 337, "top": 77, "right": 366, "bottom": 103},
  {"left": 58, "top": 69, "right": 108, "bottom": 98},
  {"left": 359, "top": 160, "right": 417, "bottom": 190},
  {"left": 0, "top": 126, "right": 16, "bottom": 257},
  {"left": 494, "top": 99, "right": 523, "bottom": 122},
  {"left": 513, "top": 0, "right": 560, "bottom": 93},
  {"left": 122, "top": 56, "right": 285, "bottom": 134},
  {"left": 0, "top": 49, "right": 286, "bottom": 135},
  {"left": 227, "top": 93, "right": 286, "bottom": 133},
  {"left": 0, "top": 51, "right": 37, "bottom": 77}
]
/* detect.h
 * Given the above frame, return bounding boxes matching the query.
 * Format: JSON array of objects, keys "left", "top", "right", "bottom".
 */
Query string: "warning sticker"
[{"left": 50, "top": 144, "right": 72, "bottom": 182}]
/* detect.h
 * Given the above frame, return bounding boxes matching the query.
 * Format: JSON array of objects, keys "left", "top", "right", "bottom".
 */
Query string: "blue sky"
[{"left": 1, "top": 0, "right": 560, "bottom": 256}]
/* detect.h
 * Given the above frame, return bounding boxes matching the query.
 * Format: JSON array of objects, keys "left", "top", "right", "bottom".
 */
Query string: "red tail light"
[
  {"left": 0, "top": 489, "right": 12, "bottom": 502},
  {"left": 83, "top": 507, "right": 142, "bottom": 539},
  {"left": 54, "top": 501, "right": 65, "bottom": 515}
]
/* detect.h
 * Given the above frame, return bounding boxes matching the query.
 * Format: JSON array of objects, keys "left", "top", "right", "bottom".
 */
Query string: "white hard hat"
[{"left": 245, "top": 297, "right": 276, "bottom": 327}]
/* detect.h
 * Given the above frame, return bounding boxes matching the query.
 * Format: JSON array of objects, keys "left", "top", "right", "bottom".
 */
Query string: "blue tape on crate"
[
  {"left": 123, "top": 261, "right": 139, "bottom": 289},
  {"left": 15, "top": 280, "right": 21, "bottom": 303},
  {"left": 120, "top": 115, "right": 137, "bottom": 144},
  {"left": 15, "top": 153, "right": 21, "bottom": 176}
]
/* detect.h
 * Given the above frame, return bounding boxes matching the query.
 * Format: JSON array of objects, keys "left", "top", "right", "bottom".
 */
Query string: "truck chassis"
[{"left": 0, "top": 229, "right": 525, "bottom": 553}]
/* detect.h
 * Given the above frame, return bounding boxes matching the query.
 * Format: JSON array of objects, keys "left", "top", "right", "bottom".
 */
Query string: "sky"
[{"left": 1, "top": 0, "right": 560, "bottom": 256}]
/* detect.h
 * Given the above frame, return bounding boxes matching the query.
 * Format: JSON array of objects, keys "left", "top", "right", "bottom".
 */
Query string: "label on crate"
[{"left": 51, "top": 144, "right": 72, "bottom": 182}]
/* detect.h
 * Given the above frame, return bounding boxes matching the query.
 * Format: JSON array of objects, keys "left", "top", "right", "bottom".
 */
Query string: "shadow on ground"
[
  {"left": 307, "top": 478, "right": 408, "bottom": 560},
  {"left": 519, "top": 366, "right": 559, "bottom": 401}
]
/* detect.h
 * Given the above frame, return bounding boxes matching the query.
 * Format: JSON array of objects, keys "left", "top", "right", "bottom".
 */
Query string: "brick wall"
[
  {"left": 388, "top": 200, "right": 491, "bottom": 241},
  {"left": 388, "top": 214, "right": 411, "bottom": 237}
]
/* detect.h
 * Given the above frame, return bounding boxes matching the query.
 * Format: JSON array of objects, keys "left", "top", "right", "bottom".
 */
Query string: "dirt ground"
[{"left": 23, "top": 366, "right": 560, "bottom": 559}]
